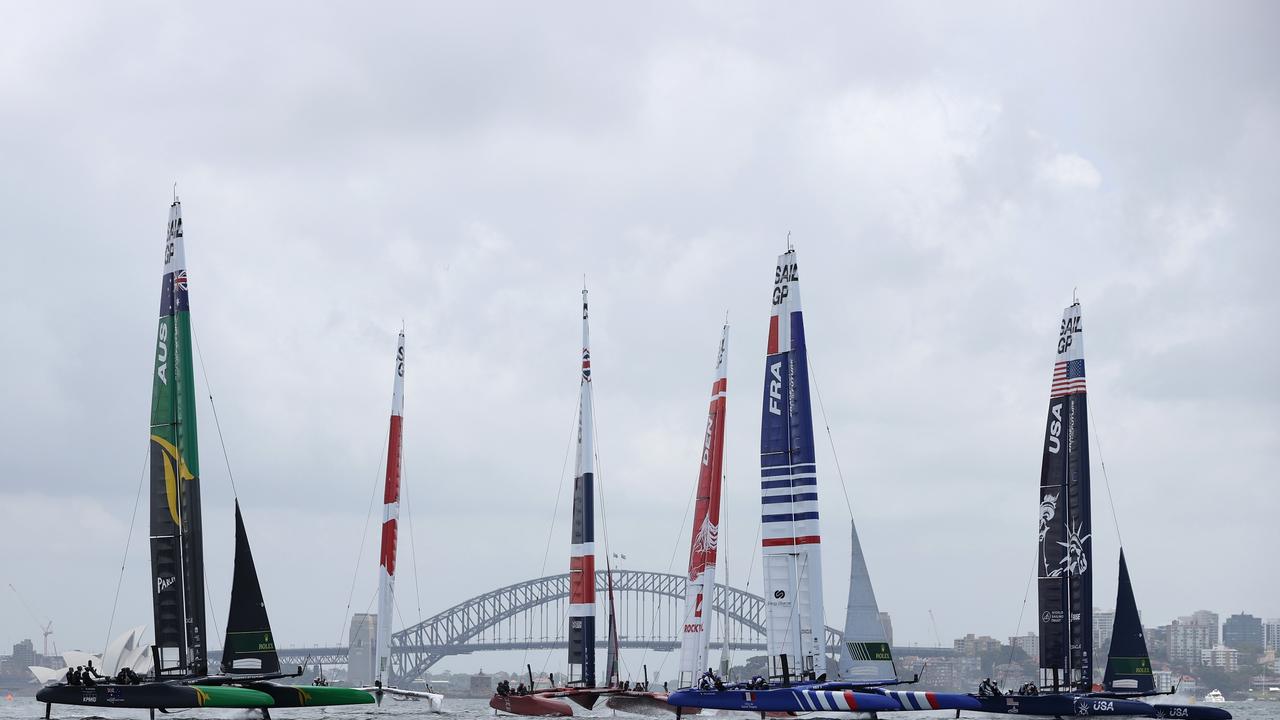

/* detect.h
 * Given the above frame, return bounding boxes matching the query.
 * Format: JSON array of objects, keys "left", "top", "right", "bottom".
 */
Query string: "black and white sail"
[
  {"left": 220, "top": 502, "right": 279, "bottom": 675},
  {"left": 1102, "top": 551, "right": 1154, "bottom": 693},
  {"left": 1036, "top": 301, "right": 1093, "bottom": 690}
]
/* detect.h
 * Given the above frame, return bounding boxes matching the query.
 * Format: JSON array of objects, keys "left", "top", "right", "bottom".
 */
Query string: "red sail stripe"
[
  {"left": 767, "top": 315, "right": 779, "bottom": 355},
  {"left": 379, "top": 519, "right": 398, "bottom": 575},
  {"left": 569, "top": 554, "right": 596, "bottom": 604},
  {"left": 762, "top": 535, "right": 822, "bottom": 547}
]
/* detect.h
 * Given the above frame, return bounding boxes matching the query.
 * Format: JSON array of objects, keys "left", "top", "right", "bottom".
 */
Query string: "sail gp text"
[
  {"left": 1058, "top": 315, "right": 1081, "bottom": 353},
  {"left": 772, "top": 263, "right": 798, "bottom": 305}
]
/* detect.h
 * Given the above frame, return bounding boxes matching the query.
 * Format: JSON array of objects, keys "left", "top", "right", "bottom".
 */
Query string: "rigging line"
[
  {"left": 402, "top": 451, "right": 424, "bottom": 621},
  {"left": 525, "top": 394, "right": 580, "bottom": 673},
  {"left": 807, "top": 357, "right": 855, "bottom": 520},
  {"left": 1087, "top": 401, "right": 1124, "bottom": 548},
  {"left": 589, "top": 383, "right": 625, "bottom": 675},
  {"left": 334, "top": 436, "right": 387, "bottom": 648},
  {"left": 648, "top": 481, "right": 698, "bottom": 679},
  {"left": 999, "top": 554, "right": 1039, "bottom": 688},
  {"left": 190, "top": 324, "right": 239, "bottom": 499},
  {"left": 203, "top": 567, "right": 223, "bottom": 653},
  {"left": 103, "top": 446, "right": 151, "bottom": 655}
]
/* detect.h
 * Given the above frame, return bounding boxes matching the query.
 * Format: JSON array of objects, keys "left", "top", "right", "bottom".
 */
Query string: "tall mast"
[
  {"left": 375, "top": 330, "right": 406, "bottom": 685},
  {"left": 1036, "top": 301, "right": 1093, "bottom": 690},
  {"left": 678, "top": 323, "right": 729, "bottom": 687},
  {"left": 148, "top": 197, "right": 207, "bottom": 677},
  {"left": 759, "top": 248, "right": 826, "bottom": 682},
  {"left": 568, "top": 288, "right": 597, "bottom": 687}
]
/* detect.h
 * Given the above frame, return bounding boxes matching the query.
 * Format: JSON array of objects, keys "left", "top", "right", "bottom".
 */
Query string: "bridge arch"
[{"left": 388, "top": 569, "right": 845, "bottom": 682}]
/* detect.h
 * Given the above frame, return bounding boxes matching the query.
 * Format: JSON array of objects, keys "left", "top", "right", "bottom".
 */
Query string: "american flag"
[{"left": 1051, "top": 359, "right": 1086, "bottom": 397}]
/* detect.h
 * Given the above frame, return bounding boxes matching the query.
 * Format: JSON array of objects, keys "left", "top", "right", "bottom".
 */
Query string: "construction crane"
[{"left": 8, "top": 583, "right": 55, "bottom": 657}]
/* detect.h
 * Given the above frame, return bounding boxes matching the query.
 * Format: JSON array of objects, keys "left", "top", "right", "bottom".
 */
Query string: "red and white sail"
[
  {"left": 374, "top": 331, "right": 406, "bottom": 684},
  {"left": 678, "top": 324, "right": 729, "bottom": 687}
]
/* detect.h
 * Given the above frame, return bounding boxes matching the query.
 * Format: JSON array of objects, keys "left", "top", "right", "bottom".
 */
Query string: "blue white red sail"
[
  {"left": 568, "top": 288, "right": 597, "bottom": 687},
  {"left": 678, "top": 324, "right": 729, "bottom": 687},
  {"left": 760, "top": 248, "right": 826, "bottom": 681}
]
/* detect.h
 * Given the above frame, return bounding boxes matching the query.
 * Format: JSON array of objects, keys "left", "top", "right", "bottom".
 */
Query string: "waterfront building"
[
  {"left": 1264, "top": 618, "right": 1280, "bottom": 653},
  {"left": 1200, "top": 644, "right": 1239, "bottom": 672},
  {"left": 1146, "top": 626, "right": 1170, "bottom": 662},
  {"left": 1008, "top": 633, "right": 1038, "bottom": 661},
  {"left": 879, "top": 612, "right": 893, "bottom": 646},
  {"left": 953, "top": 633, "right": 1000, "bottom": 657},
  {"left": 1152, "top": 669, "right": 1175, "bottom": 694},
  {"left": 1222, "top": 612, "right": 1263, "bottom": 652},
  {"left": 1094, "top": 607, "right": 1116, "bottom": 662},
  {"left": 348, "top": 613, "right": 376, "bottom": 686},
  {"left": 1169, "top": 612, "right": 1219, "bottom": 666}
]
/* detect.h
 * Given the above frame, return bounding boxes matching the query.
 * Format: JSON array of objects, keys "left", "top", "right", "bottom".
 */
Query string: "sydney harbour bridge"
[{"left": 251, "top": 570, "right": 954, "bottom": 684}]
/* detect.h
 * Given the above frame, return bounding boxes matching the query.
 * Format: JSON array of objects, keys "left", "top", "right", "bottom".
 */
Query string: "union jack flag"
[
  {"left": 1051, "top": 359, "right": 1086, "bottom": 397},
  {"left": 175, "top": 270, "right": 188, "bottom": 292}
]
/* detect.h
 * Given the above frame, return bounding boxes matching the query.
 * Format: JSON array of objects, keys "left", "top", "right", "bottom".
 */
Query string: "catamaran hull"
[
  {"left": 491, "top": 692, "right": 575, "bottom": 716},
  {"left": 240, "top": 682, "right": 374, "bottom": 707},
  {"left": 36, "top": 683, "right": 273, "bottom": 709},
  {"left": 1153, "top": 704, "right": 1232, "bottom": 720},
  {"left": 606, "top": 691, "right": 700, "bottom": 715},
  {"left": 667, "top": 688, "right": 900, "bottom": 713},
  {"left": 966, "top": 693, "right": 1176, "bottom": 717}
]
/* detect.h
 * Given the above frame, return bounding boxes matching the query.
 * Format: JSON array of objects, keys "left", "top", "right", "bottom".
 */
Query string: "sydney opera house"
[{"left": 28, "top": 627, "right": 153, "bottom": 685}]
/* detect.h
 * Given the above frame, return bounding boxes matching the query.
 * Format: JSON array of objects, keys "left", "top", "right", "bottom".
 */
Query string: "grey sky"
[{"left": 1, "top": 2, "right": 1276, "bottom": 674}]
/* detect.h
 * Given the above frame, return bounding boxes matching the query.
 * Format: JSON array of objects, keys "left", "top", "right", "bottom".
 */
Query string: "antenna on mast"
[
  {"left": 786, "top": 230, "right": 793, "bottom": 250},
  {"left": 173, "top": 182, "right": 179, "bottom": 203}
]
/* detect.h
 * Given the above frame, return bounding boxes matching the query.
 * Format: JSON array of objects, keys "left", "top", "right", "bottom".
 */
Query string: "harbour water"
[{"left": 1, "top": 695, "right": 1278, "bottom": 720}]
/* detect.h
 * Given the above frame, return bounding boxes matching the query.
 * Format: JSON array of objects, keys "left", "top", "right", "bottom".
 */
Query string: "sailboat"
[
  {"left": 357, "top": 331, "right": 444, "bottom": 710},
  {"left": 947, "top": 300, "right": 1226, "bottom": 719},
  {"left": 668, "top": 247, "right": 901, "bottom": 715},
  {"left": 37, "top": 197, "right": 373, "bottom": 716},
  {"left": 606, "top": 322, "right": 731, "bottom": 716},
  {"left": 490, "top": 287, "right": 621, "bottom": 717}
]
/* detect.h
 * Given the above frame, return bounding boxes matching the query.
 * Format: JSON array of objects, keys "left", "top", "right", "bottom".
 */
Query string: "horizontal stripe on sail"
[
  {"left": 763, "top": 511, "right": 820, "bottom": 523},
  {"left": 569, "top": 542, "right": 595, "bottom": 555},
  {"left": 761, "top": 478, "right": 818, "bottom": 489},
  {"left": 762, "top": 535, "right": 821, "bottom": 547},
  {"left": 761, "top": 492, "right": 819, "bottom": 504},
  {"left": 568, "top": 603, "right": 596, "bottom": 616},
  {"left": 762, "top": 463, "right": 817, "bottom": 476}
]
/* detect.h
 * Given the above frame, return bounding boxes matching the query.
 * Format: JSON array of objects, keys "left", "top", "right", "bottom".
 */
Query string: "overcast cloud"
[{"left": 1, "top": 2, "right": 1276, "bottom": 674}]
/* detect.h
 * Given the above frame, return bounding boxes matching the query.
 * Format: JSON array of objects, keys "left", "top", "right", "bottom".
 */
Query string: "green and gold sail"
[{"left": 148, "top": 198, "right": 207, "bottom": 676}]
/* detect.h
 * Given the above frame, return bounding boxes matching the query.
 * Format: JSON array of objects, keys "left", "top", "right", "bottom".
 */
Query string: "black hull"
[{"left": 36, "top": 682, "right": 272, "bottom": 709}]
